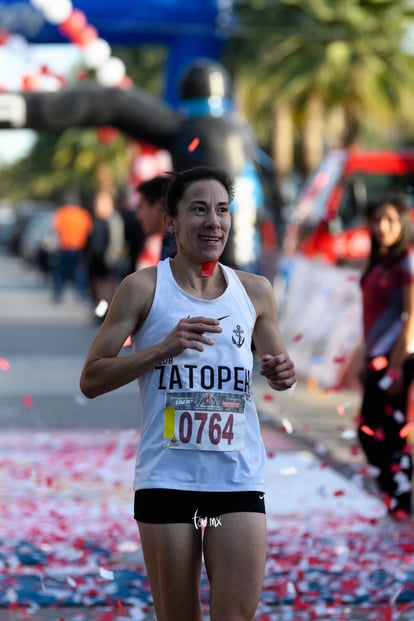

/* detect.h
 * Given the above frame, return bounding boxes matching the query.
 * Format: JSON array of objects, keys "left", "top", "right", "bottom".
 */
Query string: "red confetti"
[
  {"left": 388, "top": 367, "right": 401, "bottom": 380},
  {"left": 0, "top": 357, "right": 10, "bottom": 370},
  {"left": 333, "top": 489, "right": 345, "bottom": 497},
  {"left": 100, "top": 611, "right": 117, "bottom": 621},
  {"left": 117, "top": 598, "right": 125, "bottom": 615},
  {"left": 187, "top": 137, "right": 200, "bottom": 152},
  {"left": 374, "top": 428, "right": 385, "bottom": 441},
  {"left": 360, "top": 424, "right": 375, "bottom": 436},
  {"left": 369, "top": 356, "right": 388, "bottom": 371},
  {"left": 262, "top": 393, "right": 274, "bottom": 402},
  {"left": 22, "top": 395, "right": 33, "bottom": 408},
  {"left": 329, "top": 384, "right": 343, "bottom": 392},
  {"left": 333, "top": 356, "right": 346, "bottom": 364},
  {"left": 400, "top": 422, "right": 413, "bottom": 438},
  {"left": 122, "top": 336, "right": 132, "bottom": 347},
  {"left": 293, "top": 333, "right": 303, "bottom": 342}
]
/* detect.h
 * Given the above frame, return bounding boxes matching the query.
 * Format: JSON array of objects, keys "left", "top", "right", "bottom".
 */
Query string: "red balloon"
[
  {"left": 59, "top": 9, "right": 87, "bottom": 38},
  {"left": 21, "top": 74, "right": 40, "bottom": 91},
  {"left": 70, "top": 24, "right": 98, "bottom": 46},
  {"left": 0, "top": 29, "right": 9, "bottom": 45}
]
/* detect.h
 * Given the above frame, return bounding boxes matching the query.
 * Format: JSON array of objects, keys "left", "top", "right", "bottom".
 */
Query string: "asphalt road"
[{"left": 0, "top": 249, "right": 139, "bottom": 430}]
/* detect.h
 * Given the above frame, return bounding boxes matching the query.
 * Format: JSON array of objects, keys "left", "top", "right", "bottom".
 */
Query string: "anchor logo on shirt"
[{"left": 232, "top": 324, "right": 245, "bottom": 348}]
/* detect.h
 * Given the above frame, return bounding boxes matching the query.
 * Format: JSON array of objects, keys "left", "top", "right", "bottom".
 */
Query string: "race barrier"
[{"left": 276, "top": 255, "right": 363, "bottom": 390}]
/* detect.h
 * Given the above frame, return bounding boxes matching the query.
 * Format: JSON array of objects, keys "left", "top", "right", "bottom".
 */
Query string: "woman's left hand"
[{"left": 260, "top": 353, "right": 296, "bottom": 391}]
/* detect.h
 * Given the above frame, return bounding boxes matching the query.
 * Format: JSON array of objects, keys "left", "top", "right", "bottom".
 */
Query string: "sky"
[{"left": 0, "top": 42, "right": 82, "bottom": 163}]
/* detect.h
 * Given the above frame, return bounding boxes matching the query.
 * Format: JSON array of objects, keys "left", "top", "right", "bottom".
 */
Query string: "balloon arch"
[{"left": 0, "top": 0, "right": 231, "bottom": 105}]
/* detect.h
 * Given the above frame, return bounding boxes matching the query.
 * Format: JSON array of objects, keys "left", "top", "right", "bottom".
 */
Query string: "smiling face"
[
  {"left": 370, "top": 202, "right": 403, "bottom": 249},
  {"left": 168, "top": 178, "right": 231, "bottom": 263}
]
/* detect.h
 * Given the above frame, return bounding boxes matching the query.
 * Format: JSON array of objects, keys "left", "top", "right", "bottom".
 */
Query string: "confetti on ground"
[
  {"left": 1, "top": 431, "right": 414, "bottom": 620},
  {"left": 0, "top": 357, "right": 10, "bottom": 371}
]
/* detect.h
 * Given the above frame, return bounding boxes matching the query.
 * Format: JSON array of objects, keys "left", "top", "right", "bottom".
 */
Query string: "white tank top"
[{"left": 132, "top": 258, "right": 266, "bottom": 492}]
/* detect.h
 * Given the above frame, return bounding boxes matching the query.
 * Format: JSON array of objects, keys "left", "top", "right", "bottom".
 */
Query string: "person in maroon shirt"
[{"left": 358, "top": 194, "right": 414, "bottom": 521}]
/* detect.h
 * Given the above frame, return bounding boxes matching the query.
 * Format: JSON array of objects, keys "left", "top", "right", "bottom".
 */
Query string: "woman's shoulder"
[
  {"left": 121, "top": 265, "right": 158, "bottom": 296},
  {"left": 231, "top": 269, "right": 273, "bottom": 299},
  {"left": 116, "top": 266, "right": 159, "bottom": 322}
]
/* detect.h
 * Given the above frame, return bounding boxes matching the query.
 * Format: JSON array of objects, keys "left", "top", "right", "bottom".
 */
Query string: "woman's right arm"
[
  {"left": 80, "top": 269, "right": 164, "bottom": 398},
  {"left": 80, "top": 269, "right": 222, "bottom": 398}
]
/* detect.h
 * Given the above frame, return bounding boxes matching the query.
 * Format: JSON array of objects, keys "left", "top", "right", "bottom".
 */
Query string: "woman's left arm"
[
  {"left": 389, "top": 279, "right": 414, "bottom": 370},
  {"left": 238, "top": 271, "right": 296, "bottom": 391}
]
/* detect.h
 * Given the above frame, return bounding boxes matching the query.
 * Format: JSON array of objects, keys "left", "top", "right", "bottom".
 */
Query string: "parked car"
[
  {"left": 8, "top": 200, "right": 56, "bottom": 255},
  {"left": 19, "top": 209, "right": 58, "bottom": 272},
  {"left": 0, "top": 203, "right": 16, "bottom": 244},
  {"left": 282, "top": 148, "right": 414, "bottom": 266}
]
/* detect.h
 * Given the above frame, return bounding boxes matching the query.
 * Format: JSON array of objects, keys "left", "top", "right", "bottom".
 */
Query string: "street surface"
[{"left": 1, "top": 248, "right": 413, "bottom": 621}]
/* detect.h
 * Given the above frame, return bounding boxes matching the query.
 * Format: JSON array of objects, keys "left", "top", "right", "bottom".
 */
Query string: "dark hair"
[
  {"left": 164, "top": 166, "right": 235, "bottom": 217},
  {"left": 361, "top": 193, "right": 414, "bottom": 280},
  {"left": 136, "top": 176, "right": 170, "bottom": 205}
]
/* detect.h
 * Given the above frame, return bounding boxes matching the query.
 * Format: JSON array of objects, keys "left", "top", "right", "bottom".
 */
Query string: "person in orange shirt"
[{"left": 52, "top": 200, "right": 93, "bottom": 302}]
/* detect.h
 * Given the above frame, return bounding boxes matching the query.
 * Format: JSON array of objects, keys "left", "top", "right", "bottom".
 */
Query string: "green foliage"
[
  {"left": 111, "top": 44, "right": 167, "bottom": 96},
  {"left": 225, "top": 0, "right": 414, "bottom": 149}
]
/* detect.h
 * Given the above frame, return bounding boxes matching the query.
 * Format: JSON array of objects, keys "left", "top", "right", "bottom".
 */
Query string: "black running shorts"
[{"left": 134, "top": 489, "right": 266, "bottom": 524}]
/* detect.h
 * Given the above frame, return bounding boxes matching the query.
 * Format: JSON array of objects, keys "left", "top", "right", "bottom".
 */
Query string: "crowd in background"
[{"left": 29, "top": 176, "right": 171, "bottom": 321}]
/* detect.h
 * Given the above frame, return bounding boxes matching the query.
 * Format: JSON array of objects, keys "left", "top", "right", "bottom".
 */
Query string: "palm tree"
[{"left": 225, "top": 0, "right": 414, "bottom": 177}]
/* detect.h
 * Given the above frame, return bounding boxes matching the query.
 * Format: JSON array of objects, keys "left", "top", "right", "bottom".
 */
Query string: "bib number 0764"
[{"left": 179, "top": 411, "right": 234, "bottom": 446}]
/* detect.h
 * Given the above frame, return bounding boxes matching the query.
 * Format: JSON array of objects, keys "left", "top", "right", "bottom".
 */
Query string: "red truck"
[{"left": 283, "top": 148, "right": 414, "bottom": 265}]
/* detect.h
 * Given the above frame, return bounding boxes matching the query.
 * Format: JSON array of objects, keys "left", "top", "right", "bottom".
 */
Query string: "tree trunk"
[
  {"left": 272, "top": 98, "right": 294, "bottom": 179},
  {"left": 302, "top": 94, "right": 325, "bottom": 175}
]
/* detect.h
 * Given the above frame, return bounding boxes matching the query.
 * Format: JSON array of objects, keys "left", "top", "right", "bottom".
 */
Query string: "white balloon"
[
  {"left": 96, "top": 57, "right": 126, "bottom": 87},
  {"left": 39, "top": 75, "right": 63, "bottom": 92},
  {"left": 83, "top": 38, "right": 111, "bottom": 70},
  {"left": 43, "top": 0, "right": 73, "bottom": 24}
]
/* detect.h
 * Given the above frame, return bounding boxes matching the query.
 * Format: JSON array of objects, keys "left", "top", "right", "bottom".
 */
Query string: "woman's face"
[
  {"left": 172, "top": 178, "right": 231, "bottom": 263},
  {"left": 370, "top": 203, "right": 402, "bottom": 248}
]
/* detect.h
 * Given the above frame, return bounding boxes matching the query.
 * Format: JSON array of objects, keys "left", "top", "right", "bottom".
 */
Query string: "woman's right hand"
[{"left": 160, "top": 316, "right": 222, "bottom": 357}]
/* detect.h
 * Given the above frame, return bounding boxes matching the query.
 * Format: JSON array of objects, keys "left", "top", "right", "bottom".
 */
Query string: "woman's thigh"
[
  {"left": 137, "top": 521, "right": 203, "bottom": 621},
  {"left": 203, "top": 512, "right": 267, "bottom": 621}
]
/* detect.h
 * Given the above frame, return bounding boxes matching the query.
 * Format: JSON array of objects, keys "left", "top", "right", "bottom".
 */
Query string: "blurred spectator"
[
  {"left": 52, "top": 199, "right": 93, "bottom": 302},
  {"left": 86, "top": 191, "right": 126, "bottom": 319},
  {"left": 117, "top": 190, "right": 146, "bottom": 277},
  {"left": 357, "top": 195, "right": 414, "bottom": 521},
  {"left": 135, "top": 175, "right": 174, "bottom": 269}
]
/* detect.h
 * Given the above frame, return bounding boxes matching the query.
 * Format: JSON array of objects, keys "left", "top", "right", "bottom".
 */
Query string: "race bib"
[{"left": 163, "top": 391, "right": 246, "bottom": 451}]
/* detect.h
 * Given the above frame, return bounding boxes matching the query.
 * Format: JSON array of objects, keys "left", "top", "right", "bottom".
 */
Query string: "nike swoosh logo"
[
  {"left": 217, "top": 314, "right": 230, "bottom": 321},
  {"left": 259, "top": 494, "right": 265, "bottom": 500}
]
